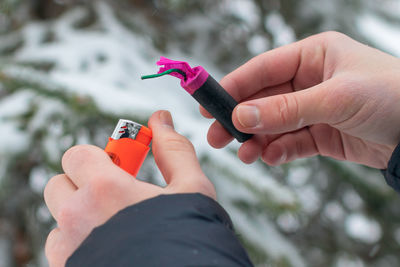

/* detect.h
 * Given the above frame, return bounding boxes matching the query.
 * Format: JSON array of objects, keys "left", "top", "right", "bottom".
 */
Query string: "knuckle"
[
  {"left": 56, "top": 204, "right": 77, "bottom": 229},
  {"left": 86, "top": 175, "right": 115, "bottom": 201},
  {"left": 321, "top": 31, "right": 346, "bottom": 41},
  {"left": 276, "top": 94, "right": 299, "bottom": 125},
  {"left": 295, "top": 138, "right": 303, "bottom": 158},
  {"left": 44, "top": 174, "right": 64, "bottom": 202}
]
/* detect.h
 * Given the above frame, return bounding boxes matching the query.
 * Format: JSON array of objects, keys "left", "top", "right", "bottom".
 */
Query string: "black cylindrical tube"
[{"left": 192, "top": 75, "right": 253, "bottom": 143}]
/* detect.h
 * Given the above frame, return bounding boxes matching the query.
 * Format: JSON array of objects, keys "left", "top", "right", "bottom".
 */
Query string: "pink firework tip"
[{"left": 156, "top": 57, "right": 209, "bottom": 95}]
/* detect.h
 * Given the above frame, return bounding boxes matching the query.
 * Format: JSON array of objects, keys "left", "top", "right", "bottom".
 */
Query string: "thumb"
[
  {"left": 148, "top": 110, "right": 208, "bottom": 188},
  {"left": 232, "top": 79, "right": 340, "bottom": 134}
]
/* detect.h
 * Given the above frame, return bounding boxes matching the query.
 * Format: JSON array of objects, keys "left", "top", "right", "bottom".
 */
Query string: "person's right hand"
[
  {"left": 201, "top": 31, "right": 400, "bottom": 169},
  {"left": 44, "top": 110, "right": 216, "bottom": 267}
]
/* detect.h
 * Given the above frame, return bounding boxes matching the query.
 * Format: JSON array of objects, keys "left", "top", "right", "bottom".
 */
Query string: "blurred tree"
[{"left": 0, "top": 0, "right": 399, "bottom": 266}]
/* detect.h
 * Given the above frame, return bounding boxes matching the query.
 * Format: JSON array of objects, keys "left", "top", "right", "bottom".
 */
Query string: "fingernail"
[
  {"left": 160, "top": 110, "right": 174, "bottom": 129},
  {"left": 264, "top": 144, "right": 287, "bottom": 166},
  {"left": 275, "top": 148, "right": 287, "bottom": 165},
  {"left": 236, "top": 105, "right": 260, "bottom": 128}
]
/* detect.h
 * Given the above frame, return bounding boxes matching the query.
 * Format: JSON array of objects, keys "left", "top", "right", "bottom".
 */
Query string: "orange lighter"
[{"left": 105, "top": 119, "right": 152, "bottom": 177}]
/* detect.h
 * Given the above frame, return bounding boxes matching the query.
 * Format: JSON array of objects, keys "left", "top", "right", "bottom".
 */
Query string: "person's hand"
[
  {"left": 201, "top": 31, "right": 400, "bottom": 169},
  {"left": 44, "top": 110, "right": 216, "bottom": 267}
]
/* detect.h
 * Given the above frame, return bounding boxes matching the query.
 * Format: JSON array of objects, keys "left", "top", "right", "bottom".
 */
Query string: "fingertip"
[
  {"left": 148, "top": 110, "right": 162, "bottom": 128},
  {"left": 199, "top": 106, "right": 213, "bottom": 119},
  {"left": 149, "top": 110, "right": 174, "bottom": 130},
  {"left": 238, "top": 137, "right": 263, "bottom": 164},
  {"left": 262, "top": 143, "right": 287, "bottom": 166},
  {"left": 207, "top": 121, "right": 234, "bottom": 148}
]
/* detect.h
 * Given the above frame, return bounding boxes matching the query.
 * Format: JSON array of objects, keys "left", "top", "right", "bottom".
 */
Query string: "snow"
[
  {"left": 323, "top": 201, "right": 345, "bottom": 222},
  {"left": 0, "top": 90, "right": 31, "bottom": 153},
  {"left": 276, "top": 212, "right": 301, "bottom": 233},
  {"left": 209, "top": 148, "right": 298, "bottom": 206},
  {"left": 264, "top": 12, "right": 296, "bottom": 47},
  {"left": 0, "top": 89, "right": 33, "bottom": 117},
  {"left": 342, "top": 189, "right": 363, "bottom": 210},
  {"left": 340, "top": 162, "right": 389, "bottom": 194},
  {"left": 287, "top": 166, "right": 310, "bottom": 187},
  {"left": 2, "top": 1, "right": 398, "bottom": 266},
  {"left": 29, "top": 167, "right": 49, "bottom": 194},
  {"left": 335, "top": 253, "right": 364, "bottom": 267},
  {"left": 394, "top": 227, "right": 400, "bottom": 245},
  {"left": 247, "top": 35, "right": 270, "bottom": 55},
  {"left": 16, "top": 5, "right": 205, "bottom": 126},
  {"left": 5, "top": 5, "right": 306, "bottom": 264},
  {"left": 36, "top": 203, "right": 52, "bottom": 223},
  {"left": 209, "top": 156, "right": 302, "bottom": 266},
  {"left": 357, "top": 13, "right": 400, "bottom": 57},
  {"left": 345, "top": 213, "right": 382, "bottom": 244},
  {"left": 0, "top": 237, "right": 11, "bottom": 267},
  {"left": 225, "top": 199, "right": 306, "bottom": 267},
  {"left": 227, "top": 0, "right": 259, "bottom": 27},
  {"left": 296, "top": 185, "right": 321, "bottom": 214},
  {"left": 378, "top": 1, "right": 400, "bottom": 18}
]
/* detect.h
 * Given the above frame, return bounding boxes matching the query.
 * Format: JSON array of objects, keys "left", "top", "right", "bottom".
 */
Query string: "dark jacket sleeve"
[
  {"left": 382, "top": 143, "right": 400, "bottom": 193},
  {"left": 66, "top": 193, "right": 253, "bottom": 267}
]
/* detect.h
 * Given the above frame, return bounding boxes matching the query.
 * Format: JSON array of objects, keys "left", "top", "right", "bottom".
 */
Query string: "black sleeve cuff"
[
  {"left": 66, "top": 193, "right": 253, "bottom": 267},
  {"left": 382, "top": 143, "right": 400, "bottom": 193}
]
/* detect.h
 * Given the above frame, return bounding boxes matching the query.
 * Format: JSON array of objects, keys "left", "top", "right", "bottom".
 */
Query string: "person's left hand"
[{"left": 44, "top": 110, "right": 216, "bottom": 267}]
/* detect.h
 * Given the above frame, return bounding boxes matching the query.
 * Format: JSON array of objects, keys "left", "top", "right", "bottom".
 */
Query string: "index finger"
[
  {"left": 198, "top": 43, "right": 300, "bottom": 119},
  {"left": 199, "top": 39, "right": 301, "bottom": 119},
  {"left": 62, "top": 145, "right": 134, "bottom": 188},
  {"left": 219, "top": 33, "right": 329, "bottom": 102}
]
